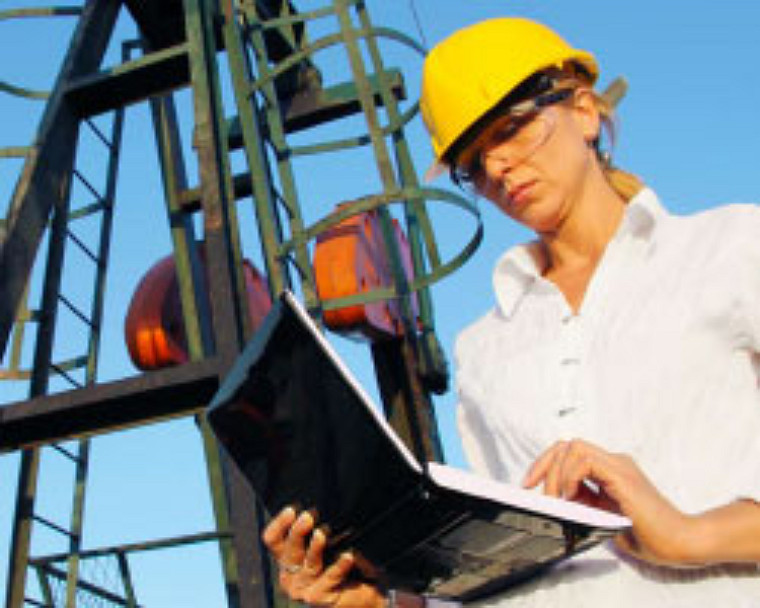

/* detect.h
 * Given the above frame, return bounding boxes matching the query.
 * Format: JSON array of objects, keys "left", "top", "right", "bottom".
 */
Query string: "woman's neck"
[
  {"left": 539, "top": 172, "right": 627, "bottom": 311},
  {"left": 541, "top": 172, "right": 626, "bottom": 273}
]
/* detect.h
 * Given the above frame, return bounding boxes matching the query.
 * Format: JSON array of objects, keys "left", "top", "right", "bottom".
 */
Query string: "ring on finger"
[
  {"left": 280, "top": 562, "right": 302, "bottom": 575},
  {"left": 301, "top": 563, "right": 321, "bottom": 576}
]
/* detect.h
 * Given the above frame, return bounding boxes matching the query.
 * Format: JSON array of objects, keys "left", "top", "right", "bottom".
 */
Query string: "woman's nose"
[{"left": 483, "top": 150, "right": 514, "bottom": 181}]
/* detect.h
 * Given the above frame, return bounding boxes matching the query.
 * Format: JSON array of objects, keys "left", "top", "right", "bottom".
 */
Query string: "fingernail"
[{"left": 279, "top": 506, "right": 296, "bottom": 521}]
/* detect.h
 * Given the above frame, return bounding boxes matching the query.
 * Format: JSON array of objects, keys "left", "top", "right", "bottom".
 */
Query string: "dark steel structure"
[{"left": 0, "top": 1, "right": 481, "bottom": 606}]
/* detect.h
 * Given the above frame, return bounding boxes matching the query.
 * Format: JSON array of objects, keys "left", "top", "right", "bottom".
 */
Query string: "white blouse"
[{"left": 454, "top": 188, "right": 760, "bottom": 606}]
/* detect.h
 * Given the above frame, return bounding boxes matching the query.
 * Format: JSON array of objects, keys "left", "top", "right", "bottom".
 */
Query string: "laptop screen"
[{"left": 207, "top": 295, "right": 423, "bottom": 548}]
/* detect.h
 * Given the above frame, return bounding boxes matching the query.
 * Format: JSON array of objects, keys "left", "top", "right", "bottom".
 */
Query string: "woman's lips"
[{"left": 508, "top": 180, "right": 536, "bottom": 206}]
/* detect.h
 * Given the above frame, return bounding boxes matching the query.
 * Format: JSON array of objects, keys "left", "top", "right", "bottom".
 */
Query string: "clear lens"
[
  {"left": 451, "top": 88, "right": 572, "bottom": 188},
  {"left": 480, "top": 110, "right": 556, "bottom": 174}
]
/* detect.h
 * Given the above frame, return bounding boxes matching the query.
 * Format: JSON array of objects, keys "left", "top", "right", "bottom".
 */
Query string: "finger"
[
  {"left": 561, "top": 446, "right": 629, "bottom": 511},
  {"left": 302, "top": 528, "right": 328, "bottom": 576},
  {"left": 562, "top": 442, "right": 621, "bottom": 500},
  {"left": 522, "top": 441, "right": 566, "bottom": 489},
  {"left": 572, "top": 481, "right": 603, "bottom": 508},
  {"left": 534, "top": 440, "right": 603, "bottom": 499},
  {"left": 294, "top": 550, "right": 353, "bottom": 608},
  {"left": 543, "top": 442, "right": 572, "bottom": 497},
  {"left": 282, "top": 510, "right": 317, "bottom": 566},
  {"left": 262, "top": 506, "right": 297, "bottom": 558},
  {"left": 559, "top": 442, "right": 595, "bottom": 500},
  {"left": 310, "top": 552, "right": 355, "bottom": 593}
]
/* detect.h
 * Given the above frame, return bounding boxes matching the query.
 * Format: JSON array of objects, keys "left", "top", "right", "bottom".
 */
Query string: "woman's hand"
[
  {"left": 262, "top": 506, "right": 387, "bottom": 607},
  {"left": 522, "top": 439, "right": 697, "bottom": 566}
]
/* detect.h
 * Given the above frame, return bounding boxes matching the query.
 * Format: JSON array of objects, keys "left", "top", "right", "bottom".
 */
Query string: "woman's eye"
[
  {"left": 490, "top": 115, "right": 534, "bottom": 144},
  {"left": 492, "top": 123, "right": 521, "bottom": 143}
]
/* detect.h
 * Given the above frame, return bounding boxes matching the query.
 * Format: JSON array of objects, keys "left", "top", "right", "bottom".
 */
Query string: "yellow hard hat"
[{"left": 420, "top": 18, "right": 598, "bottom": 173}]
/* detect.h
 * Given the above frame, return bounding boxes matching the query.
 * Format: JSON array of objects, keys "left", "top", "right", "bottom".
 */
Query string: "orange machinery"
[
  {"left": 313, "top": 206, "right": 417, "bottom": 340},
  {"left": 126, "top": 208, "right": 415, "bottom": 369},
  {"left": 125, "top": 253, "right": 271, "bottom": 370}
]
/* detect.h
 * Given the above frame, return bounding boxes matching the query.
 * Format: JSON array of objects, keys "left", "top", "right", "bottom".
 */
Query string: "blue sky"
[{"left": 2, "top": 0, "right": 760, "bottom": 605}]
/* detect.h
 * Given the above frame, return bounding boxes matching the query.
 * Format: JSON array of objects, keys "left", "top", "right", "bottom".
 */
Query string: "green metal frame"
[
  {"left": 0, "top": 1, "right": 483, "bottom": 606},
  {"left": 228, "top": 0, "right": 481, "bottom": 460},
  {"left": 4, "top": 12, "right": 127, "bottom": 605}
]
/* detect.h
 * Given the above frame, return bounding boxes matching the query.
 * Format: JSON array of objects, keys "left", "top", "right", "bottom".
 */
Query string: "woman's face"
[{"left": 467, "top": 89, "right": 601, "bottom": 235}]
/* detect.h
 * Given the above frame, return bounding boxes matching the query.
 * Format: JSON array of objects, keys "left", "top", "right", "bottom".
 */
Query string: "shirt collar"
[{"left": 492, "top": 187, "right": 668, "bottom": 318}]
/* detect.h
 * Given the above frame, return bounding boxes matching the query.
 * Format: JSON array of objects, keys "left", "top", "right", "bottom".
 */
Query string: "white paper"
[{"left": 427, "top": 462, "right": 631, "bottom": 530}]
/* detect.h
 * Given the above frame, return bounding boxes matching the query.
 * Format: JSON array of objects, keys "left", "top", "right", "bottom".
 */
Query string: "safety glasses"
[{"left": 452, "top": 88, "right": 573, "bottom": 186}]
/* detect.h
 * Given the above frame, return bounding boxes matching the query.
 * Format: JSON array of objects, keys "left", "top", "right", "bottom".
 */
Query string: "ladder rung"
[
  {"left": 32, "top": 514, "right": 77, "bottom": 539},
  {"left": 72, "top": 168, "right": 104, "bottom": 201},
  {"left": 11, "top": 308, "right": 39, "bottom": 323},
  {"left": 33, "top": 562, "right": 133, "bottom": 607},
  {"left": 0, "top": 145, "right": 31, "bottom": 158},
  {"left": 23, "top": 597, "right": 47, "bottom": 607},
  {"left": 50, "top": 443, "right": 83, "bottom": 464},
  {"left": 58, "top": 294, "right": 97, "bottom": 329},
  {"left": 53, "top": 355, "right": 89, "bottom": 373},
  {"left": 85, "top": 117, "right": 114, "bottom": 149},
  {"left": 0, "top": 368, "right": 31, "bottom": 381},
  {"left": 179, "top": 171, "right": 288, "bottom": 213},
  {"left": 0, "top": 7, "right": 83, "bottom": 20},
  {"left": 49, "top": 362, "right": 84, "bottom": 389},
  {"left": 66, "top": 228, "right": 101, "bottom": 265},
  {"left": 69, "top": 200, "right": 108, "bottom": 221}
]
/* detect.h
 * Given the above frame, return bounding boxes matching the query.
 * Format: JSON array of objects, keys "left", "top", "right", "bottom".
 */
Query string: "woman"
[{"left": 263, "top": 17, "right": 760, "bottom": 606}]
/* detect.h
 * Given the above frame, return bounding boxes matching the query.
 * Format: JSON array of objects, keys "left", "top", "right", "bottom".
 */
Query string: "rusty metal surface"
[{"left": 0, "top": 358, "right": 222, "bottom": 452}]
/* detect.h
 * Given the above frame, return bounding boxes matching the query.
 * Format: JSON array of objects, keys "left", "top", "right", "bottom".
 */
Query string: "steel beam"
[
  {"left": 65, "top": 44, "right": 191, "bottom": 117},
  {"left": 0, "top": 358, "right": 222, "bottom": 453}
]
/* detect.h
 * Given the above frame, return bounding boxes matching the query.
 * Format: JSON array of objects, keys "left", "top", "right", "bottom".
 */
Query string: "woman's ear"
[{"left": 571, "top": 88, "right": 602, "bottom": 144}]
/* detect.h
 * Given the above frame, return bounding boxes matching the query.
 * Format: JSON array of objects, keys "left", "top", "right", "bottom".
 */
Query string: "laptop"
[{"left": 207, "top": 291, "right": 629, "bottom": 602}]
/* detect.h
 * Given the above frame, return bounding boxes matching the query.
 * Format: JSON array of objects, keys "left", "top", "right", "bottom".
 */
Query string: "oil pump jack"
[{"left": 0, "top": 1, "right": 482, "bottom": 605}]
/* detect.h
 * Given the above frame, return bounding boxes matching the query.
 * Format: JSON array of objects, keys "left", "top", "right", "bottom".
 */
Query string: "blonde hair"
[{"left": 565, "top": 67, "right": 644, "bottom": 202}]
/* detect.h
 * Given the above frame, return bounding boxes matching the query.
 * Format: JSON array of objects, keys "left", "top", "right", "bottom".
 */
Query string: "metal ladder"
[
  {"left": 1, "top": 10, "right": 131, "bottom": 604},
  {"left": 221, "top": 0, "right": 467, "bottom": 459}
]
